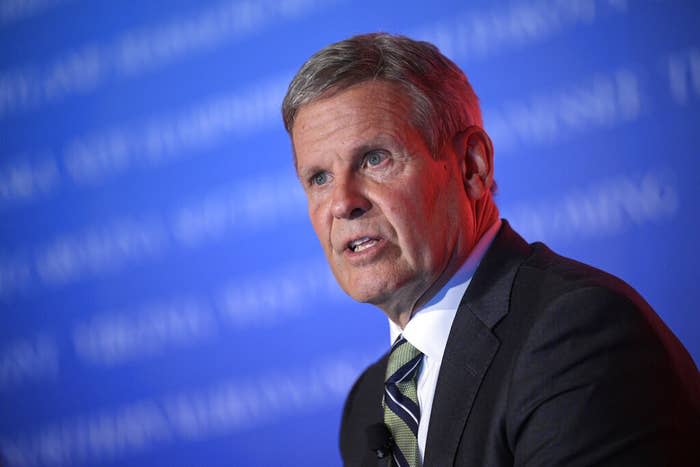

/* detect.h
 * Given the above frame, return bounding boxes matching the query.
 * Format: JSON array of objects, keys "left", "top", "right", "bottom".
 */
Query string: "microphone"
[{"left": 366, "top": 423, "right": 393, "bottom": 459}]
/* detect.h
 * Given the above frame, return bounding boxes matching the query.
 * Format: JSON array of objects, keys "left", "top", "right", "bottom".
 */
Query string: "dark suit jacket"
[{"left": 340, "top": 221, "right": 700, "bottom": 466}]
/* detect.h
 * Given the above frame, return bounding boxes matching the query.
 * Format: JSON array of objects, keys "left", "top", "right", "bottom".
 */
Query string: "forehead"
[{"left": 292, "top": 81, "right": 417, "bottom": 164}]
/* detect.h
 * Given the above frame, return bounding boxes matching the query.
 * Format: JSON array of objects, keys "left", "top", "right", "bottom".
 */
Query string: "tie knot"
[{"left": 385, "top": 335, "right": 423, "bottom": 385}]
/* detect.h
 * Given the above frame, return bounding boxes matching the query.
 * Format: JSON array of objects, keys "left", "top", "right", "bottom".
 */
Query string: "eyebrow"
[{"left": 297, "top": 164, "right": 323, "bottom": 181}]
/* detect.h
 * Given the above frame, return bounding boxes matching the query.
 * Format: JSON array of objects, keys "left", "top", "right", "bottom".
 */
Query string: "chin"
[
  {"left": 341, "top": 276, "right": 397, "bottom": 306},
  {"left": 342, "top": 285, "right": 382, "bottom": 304}
]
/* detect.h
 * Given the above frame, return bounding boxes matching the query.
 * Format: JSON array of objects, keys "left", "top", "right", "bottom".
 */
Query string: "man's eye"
[
  {"left": 365, "top": 152, "right": 386, "bottom": 167},
  {"left": 312, "top": 172, "right": 328, "bottom": 186}
]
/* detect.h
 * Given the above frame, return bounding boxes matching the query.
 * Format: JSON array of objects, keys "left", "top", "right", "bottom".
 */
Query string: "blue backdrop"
[{"left": 1, "top": 1, "right": 699, "bottom": 466}]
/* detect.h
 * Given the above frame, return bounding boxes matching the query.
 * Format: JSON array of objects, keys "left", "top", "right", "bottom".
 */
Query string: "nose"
[{"left": 330, "top": 177, "right": 371, "bottom": 220}]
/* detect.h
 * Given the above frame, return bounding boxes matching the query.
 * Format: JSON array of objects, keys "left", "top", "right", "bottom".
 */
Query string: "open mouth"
[{"left": 347, "top": 236, "right": 379, "bottom": 253}]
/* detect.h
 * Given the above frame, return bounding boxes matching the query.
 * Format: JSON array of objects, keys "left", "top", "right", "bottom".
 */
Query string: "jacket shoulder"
[{"left": 502, "top": 242, "right": 700, "bottom": 465}]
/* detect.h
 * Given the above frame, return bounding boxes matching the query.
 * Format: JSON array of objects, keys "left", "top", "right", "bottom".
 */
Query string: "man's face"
[{"left": 292, "top": 81, "right": 474, "bottom": 314}]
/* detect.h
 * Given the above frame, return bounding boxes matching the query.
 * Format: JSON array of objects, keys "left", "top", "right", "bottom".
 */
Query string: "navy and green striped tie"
[{"left": 383, "top": 335, "right": 423, "bottom": 467}]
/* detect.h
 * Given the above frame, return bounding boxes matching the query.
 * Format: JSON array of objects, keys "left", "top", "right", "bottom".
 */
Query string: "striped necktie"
[{"left": 383, "top": 335, "right": 423, "bottom": 467}]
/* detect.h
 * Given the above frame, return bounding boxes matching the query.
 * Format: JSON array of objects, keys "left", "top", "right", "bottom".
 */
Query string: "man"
[{"left": 282, "top": 33, "right": 699, "bottom": 466}]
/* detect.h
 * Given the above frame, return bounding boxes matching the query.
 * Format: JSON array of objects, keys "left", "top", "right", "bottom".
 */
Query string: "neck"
[
  {"left": 383, "top": 197, "right": 500, "bottom": 329},
  {"left": 473, "top": 195, "right": 499, "bottom": 246}
]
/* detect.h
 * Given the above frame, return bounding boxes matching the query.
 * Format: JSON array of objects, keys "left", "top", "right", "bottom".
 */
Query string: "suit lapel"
[{"left": 423, "top": 221, "right": 531, "bottom": 465}]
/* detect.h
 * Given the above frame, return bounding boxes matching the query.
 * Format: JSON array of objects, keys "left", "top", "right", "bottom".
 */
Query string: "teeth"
[
  {"left": 349, "top": 237, "right": 378, "bottom": 252},
  {"left": 349, "top": 237, "right": 371, "bottom": 250},
  {"left": 354, "top": 239, "right": 378, "bottom": 252}
]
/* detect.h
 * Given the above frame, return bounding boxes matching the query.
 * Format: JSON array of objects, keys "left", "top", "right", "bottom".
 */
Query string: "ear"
[{"left": 453, "top": 126, "right": 495, "bottom": 200}]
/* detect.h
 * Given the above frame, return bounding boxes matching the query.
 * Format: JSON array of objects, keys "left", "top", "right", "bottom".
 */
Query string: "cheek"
[
  {"left": 385, "top": 190, "right": 434, "bottom": 250},
  {"left": 410, "top": 180, "right": 443, "bottom": 222},
  {"left": 407, "top": 178, "right": 459, "bottom": 248},
  {"left": 308, "top": 204, "right": 329, "bottom": 241}
]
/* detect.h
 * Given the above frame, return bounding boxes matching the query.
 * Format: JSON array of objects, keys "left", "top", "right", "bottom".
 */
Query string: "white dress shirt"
[{"left": 388, "top": 220, "right": 501, "bottom": 460}]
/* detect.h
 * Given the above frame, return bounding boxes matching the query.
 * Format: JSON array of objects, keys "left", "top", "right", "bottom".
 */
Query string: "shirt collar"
[{"left": 389, "top": 220, "right": 502, "bottom": 362}]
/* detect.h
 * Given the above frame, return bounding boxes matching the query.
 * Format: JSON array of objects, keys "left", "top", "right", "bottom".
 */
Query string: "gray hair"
[{"left": 282, "top": 32, "right": 483, "bottom": 157}]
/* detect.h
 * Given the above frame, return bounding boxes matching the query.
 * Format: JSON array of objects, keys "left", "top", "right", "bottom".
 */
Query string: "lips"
[
  {"left": 337, "top": 232, "right": 382, "bottom": 255},
  {"left": 348, "top": 236, "right": 379, "bottom": 252}
]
